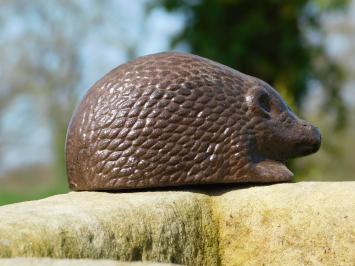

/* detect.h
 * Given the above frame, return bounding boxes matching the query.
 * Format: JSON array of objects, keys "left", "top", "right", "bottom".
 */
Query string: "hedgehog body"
[{"left": 66, "top": 52, "right": 321, "bottom": 190}]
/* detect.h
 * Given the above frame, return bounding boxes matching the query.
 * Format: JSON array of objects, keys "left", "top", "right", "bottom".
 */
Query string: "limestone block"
[
  {"left": 0, "top": 191, "right": 218, "bottom": 265},
  {"left": 0, "top": 182, "right": 354, "bottom": 265},
  {"left": 0, "top": 258, "right": 176, "bottom": 266},
  {"left": 215, "top": 182, "right": 355, "bottom": 265}
]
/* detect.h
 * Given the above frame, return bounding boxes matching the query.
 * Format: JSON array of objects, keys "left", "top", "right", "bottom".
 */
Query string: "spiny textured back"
[{"left": 66, "top": 52, "right": 258, "bottom": 190}]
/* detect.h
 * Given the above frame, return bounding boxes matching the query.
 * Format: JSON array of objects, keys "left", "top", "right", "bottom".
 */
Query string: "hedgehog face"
[{"left": 245, "top": 81, "right": 321, "bottom": 163}]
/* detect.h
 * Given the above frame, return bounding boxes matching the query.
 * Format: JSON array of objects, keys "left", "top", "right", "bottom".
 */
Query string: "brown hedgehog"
[{"left": 65, "top": 52, "right": 321, "bottom": 191}]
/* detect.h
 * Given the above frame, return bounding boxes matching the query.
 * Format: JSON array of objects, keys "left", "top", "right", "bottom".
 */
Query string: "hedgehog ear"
[{"left": 246, "top": 86, "right": 271, "bottom": 118}]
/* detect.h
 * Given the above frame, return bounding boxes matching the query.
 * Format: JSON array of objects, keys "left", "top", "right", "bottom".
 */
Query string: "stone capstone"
[
  {"left": 0, "top": 182, "right": 354, "bottom": 265},
  {"left": 0, "top": 258, "right": 177, "bottom": 266}
]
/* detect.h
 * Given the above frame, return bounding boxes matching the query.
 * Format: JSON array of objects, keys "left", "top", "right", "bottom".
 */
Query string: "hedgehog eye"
[{"left": 258, "top": 92, "right": 271, "bottom": 115}]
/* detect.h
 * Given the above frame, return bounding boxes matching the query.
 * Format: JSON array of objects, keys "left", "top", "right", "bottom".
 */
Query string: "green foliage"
[
  {"left": 294, "top": 107, "right": 355, "bottom": 181},
  {"left": 152, "top": 0, "right": 348, "bottom": 129},
  {"left": 0, "top": 165, "right": 69, "bottom": 206},
  {"left": 0, "top": 186, "right": 69, "bottom": 206}
]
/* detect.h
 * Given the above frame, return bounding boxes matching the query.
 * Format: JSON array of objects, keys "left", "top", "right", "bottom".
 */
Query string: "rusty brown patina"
[{"left": 65, "top": 52, "right": 321, "bottom": 191}]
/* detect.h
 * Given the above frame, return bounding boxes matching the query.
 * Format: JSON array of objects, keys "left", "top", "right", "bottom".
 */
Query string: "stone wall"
[{"left": 0, "top": 182, "right": 354, "bottom": 265}]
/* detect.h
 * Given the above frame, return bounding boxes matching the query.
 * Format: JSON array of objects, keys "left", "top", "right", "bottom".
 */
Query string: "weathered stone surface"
[
  {"left": 0, "top": 182, "right": 354, "bottom": 265},
  {"left": 0, "top": 258, "right": 177, "bottom": 266},
  {"left": 214, "top": 182, "right": 355, "bottom": 265},
  {"left": 0, "top": 191, "right": 218, "bottom": 265}
]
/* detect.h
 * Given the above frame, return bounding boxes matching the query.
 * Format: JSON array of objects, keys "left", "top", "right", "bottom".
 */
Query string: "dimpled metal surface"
[{"left": 66, "top": 52, "right": 321, "bottom": 190}]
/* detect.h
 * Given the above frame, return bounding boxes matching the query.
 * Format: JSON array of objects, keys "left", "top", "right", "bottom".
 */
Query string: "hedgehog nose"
[
  {"left": 298, "top": 119, "right": 321, "bottom": 151},
  {"left": 313, "top": 126, "right": 321, "bottom": 150},
  {"left": 307, "top": 125, "right": 321, "bottom": 152}
]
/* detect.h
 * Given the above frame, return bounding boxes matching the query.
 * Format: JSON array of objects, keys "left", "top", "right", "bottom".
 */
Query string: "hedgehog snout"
[
  {"left": 293, "top": 120, "right": 321, "bottom": 156},
  {"left": 304, "top": 124, "right": 321, "bottom": 153}
]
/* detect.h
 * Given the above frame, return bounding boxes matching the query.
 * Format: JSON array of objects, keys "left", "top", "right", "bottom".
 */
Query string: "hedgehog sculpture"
[{"left": 66, "top": 52, "right": 321, "bottom": 190}]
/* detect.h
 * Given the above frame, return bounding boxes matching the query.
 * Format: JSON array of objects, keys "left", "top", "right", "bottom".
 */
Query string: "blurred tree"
[
  {"left": 150, "top": 0, "right": 349, "bottom": 129},
  {"left": 0, "top": 0, "right": 139, "bottom": 182},
  {"left": 0, "top": 1, "right": 85, "bottom": 180}
]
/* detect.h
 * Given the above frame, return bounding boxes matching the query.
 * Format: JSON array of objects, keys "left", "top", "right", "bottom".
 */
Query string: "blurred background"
[{"left": 0, "top": 0, "right": 354, "bottom": 205}]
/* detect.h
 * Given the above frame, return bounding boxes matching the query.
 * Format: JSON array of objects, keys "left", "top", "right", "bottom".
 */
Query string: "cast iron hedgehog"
[{"left": 66, "top": 52, "right": 321, "bottom": 190}]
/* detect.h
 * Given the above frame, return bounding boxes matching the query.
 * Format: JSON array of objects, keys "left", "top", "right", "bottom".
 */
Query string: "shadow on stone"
[{"left": 94, "top": 181, "right": 293, "bottom": 196}]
